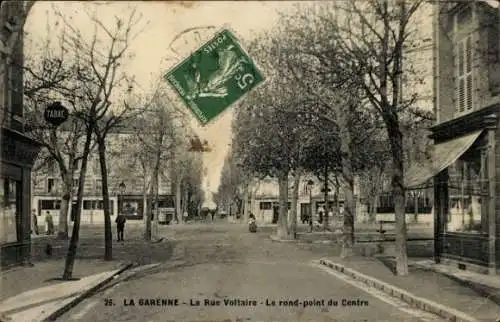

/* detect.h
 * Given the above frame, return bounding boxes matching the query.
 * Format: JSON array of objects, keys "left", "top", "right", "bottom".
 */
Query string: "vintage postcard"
[{"left": 1, "top": 1, "right": 499, "bottom": 322}]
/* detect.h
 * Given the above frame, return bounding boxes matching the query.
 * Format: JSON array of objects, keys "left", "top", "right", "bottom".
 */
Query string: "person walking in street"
[
  {"left": 32, "top": 209, "right": 39, "bottom": 235},
  {"left": 45, "top": 211, "right": 54, "bottom": 235},
  {"left": 115, "top": 213, "right": 126, "bottom": 241}
]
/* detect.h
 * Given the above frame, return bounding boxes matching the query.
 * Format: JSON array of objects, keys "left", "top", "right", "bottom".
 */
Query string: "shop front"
[
  {"left": 406, "top": 106, "right": 499, "bottom": 275},
  {"left": 1, "top": 128, "right": 41, "bottom": 267}
]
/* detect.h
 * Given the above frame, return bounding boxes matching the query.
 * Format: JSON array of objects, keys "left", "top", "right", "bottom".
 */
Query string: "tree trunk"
[
  {"left": 56, "top": 177, "right": 72, "bottom": 240},
  {"left": 341, "top": 174, "right": 355, "bottom": 259},
  {"left": 289, "top": 171, "right": 300, "bottom": 239},
  {"left": 97, "top": 140, "right": 112, "bottom": 261},
  {"left": 387, "top": 118, "right": 409, "bottom": 276},
  {"left": 276, "top": 171, "right": 289, "bottom": 240},
  {"left": 183, "top": 188, "right": 189, "bottom": 219},
  {"left": 243, "top": 181, "right": 250, "bottom": 223},
  {"left": 153, "top": 173, "right": 159, "bottom": 239},
  {"left": 414, "top": 193, "right": 419, "bottom": 223},
  {"left": 175, "top": 176, "right": 182, "bottom": 223},
  {"left": 143, "top": 187, "right": 151, "bottom": 241},
  {"left": 333, "top": 178, "right": 340, "bottom": 226},
  {"left": 323, "top": 165, "right": 330, "bottom": 231},
  {"left": 336, "top": 99, "right": 355, "bottom": 257},
  {"left": 370, "top": 194, "right": 378, "bottom": 224},
  {"left": 62, "top": 126, "right": 93, "bottom": 280}
]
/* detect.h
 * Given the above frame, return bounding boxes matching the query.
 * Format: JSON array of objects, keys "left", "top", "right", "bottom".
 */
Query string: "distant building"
[
  {"left": 248, "top": 175, "right": 364, "bottom": 225},
  {"left": 1, "top": 2, "right": 42, "bottom": 267},
  {"left": 32, "top": 129, "right": 175, "bottom": 226}
]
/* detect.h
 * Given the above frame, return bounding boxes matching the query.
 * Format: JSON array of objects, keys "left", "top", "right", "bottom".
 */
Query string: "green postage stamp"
[{"left": 165, "top": 28, "right": 265, "bottom": 125}]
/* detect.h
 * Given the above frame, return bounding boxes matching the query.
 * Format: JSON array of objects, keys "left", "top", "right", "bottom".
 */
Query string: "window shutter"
[
  {"left": 465, "top": 36, "right": 472, "bottom": 73},
  {"left": 458, "top": 78, "right": 465, "bottom": 112},
  {"left": 455, "top": 36, "right": 474, "bottom": 113},
  {"left": 466, "top": 74, "right": 473, "bottom": 110},
  {"left": 458, "top": 41, "right": 464, "bottom": 76}
]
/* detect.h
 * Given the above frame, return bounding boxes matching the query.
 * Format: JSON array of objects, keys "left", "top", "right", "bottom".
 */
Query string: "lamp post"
[
  {"left": 307, "top": 180, "right": 314, "bottom": 232},
  {"left": 118, "top": 181, "right": 126, "bottom": 216}
]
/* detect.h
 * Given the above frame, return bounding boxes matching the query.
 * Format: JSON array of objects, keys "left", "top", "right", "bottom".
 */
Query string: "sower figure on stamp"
[{"left": 115, "top": 213, "right": 126, "bottom": 241}]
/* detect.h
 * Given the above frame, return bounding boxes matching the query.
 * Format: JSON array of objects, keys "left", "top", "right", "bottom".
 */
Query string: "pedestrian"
[
  {"left": 183, "top": 211, "right": 188, "bottom": 223},
  {"left": 115, "top": 213, "right": 126, "bottom": 241},
  {"left": 32, "top": 209, "right": 39, "bottom": 235},
  {"left": 318, "top": 207, "right": 324, "bottom": 224},
  {"left": 211, "top": 210, "right": 215, "bottom": 222},
  {"left": 45, "top": 211, "right": 54, "bottom": 235}
]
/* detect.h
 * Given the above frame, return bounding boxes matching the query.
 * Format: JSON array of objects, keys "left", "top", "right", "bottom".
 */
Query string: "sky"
[
  {"left": 23, "top": 0, "right": 455, "bottom": 197},
  {"left": 24, "top": 1, "right": 291, "bottom": 196}
]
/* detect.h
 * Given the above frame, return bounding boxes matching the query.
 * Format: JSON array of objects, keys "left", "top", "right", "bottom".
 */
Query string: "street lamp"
[
  {"left": 118, "top": 181, "right": 126, "bottom": 215},
  {"left": 307, "top": 180, "right": 314, "bottom": 232}
]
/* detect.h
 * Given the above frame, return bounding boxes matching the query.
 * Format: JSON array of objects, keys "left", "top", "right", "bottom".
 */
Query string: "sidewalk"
[
  {"left": 0, "top": 227, "right": 174, "bottom": 321},
  {"left": 0, "top": 259, "right": 124, "bottom": 302},
  {"left": 318, "top": 256, "right": 500, "bottom": 321},
  {"left": 413, "top": 259, "right": 500, "bottom": 305},
  {"left": 0, "top": 262, "right": 131, "bottom": 322}
]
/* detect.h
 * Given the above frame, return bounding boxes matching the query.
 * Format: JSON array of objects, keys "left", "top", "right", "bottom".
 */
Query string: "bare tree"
[
  {"left": 54, "top": 4, "right": 146, "bottom": 262},
  {"left": 131, "top": 92, "right": 186, "bottom": 240},
  {"left": 288, "top": 0, "right": 426, "bottom": 275},
  {"left": 23, "top": 19, "right": 91, "bottom": 240}
]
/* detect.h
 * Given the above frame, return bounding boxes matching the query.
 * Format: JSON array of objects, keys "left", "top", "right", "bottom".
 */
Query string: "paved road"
[{"left": 59, "top": 222, "right": 442, "bottom": 322}]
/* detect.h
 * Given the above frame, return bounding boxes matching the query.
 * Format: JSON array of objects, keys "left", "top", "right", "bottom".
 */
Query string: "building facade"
[
  {"left": 1, "top": 2, "right": 42, "bottom": 267},
  {"left": 248, "top": 175, "right": 365, "bottom": 225},
  {"left": 407, "top": 1, "right": 499, "bottom": 275},
  {"left": 32, "top": 131, "right": 175, "bottom": 228}
]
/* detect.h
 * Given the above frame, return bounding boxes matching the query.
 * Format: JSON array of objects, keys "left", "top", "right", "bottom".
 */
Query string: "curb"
[
  {"left": 269, "top": 235, "right": 337, "bottom": 245},
  {"left": 319, "top": 259, "right": 478, "bottom": 322},
  {"left": 43, "top": 262, "right": 133, "bottom": 321}
]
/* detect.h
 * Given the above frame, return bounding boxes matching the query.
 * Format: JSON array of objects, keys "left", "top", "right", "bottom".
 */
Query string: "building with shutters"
[
  {"left": 0, "top": 2, "right": 42, "bottom": 267},
  {"left": 31, "top": 129, "right": 175, "bottom": 227},
  {"left": 406, "top": 1, "right": 500, "bottom": 275},
  {"left": 248, "top": 175, "right": 364, "bottom": 225}
]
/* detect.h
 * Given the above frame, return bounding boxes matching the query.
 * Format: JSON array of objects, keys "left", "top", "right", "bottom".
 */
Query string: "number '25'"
[{"left": 235, "top": 73, "right": 254, "bottom": 90}]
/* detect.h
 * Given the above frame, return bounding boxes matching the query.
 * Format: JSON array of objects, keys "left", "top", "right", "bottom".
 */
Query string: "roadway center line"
[{"left": 312, "top": 262, "right": 444, "bottom": 322}]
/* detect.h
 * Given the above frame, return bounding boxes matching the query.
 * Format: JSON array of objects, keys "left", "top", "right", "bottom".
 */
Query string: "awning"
[{"left": 404, "top": 130, "right": 483, "bottom": 188}]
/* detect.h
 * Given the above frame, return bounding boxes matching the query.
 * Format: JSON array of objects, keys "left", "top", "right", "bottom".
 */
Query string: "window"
[
  {"left": 0, "top": 178, "right": 20, "bottom": 244},
  {"left": 40, "top": 200, "right": 61, "bottom": 210},
  {"left": 93, "top": 158, "right": 100, "bottom": 174},
  {"left": 456, "top": 6, "right": 472, "bottom": 29},
  {"left": 446, "top": 148, "right": 486, "bottom": 234},
  {"left": 453, "top": 4, "right": 475, "bottom": 114},
  {"left": 83, "top": 200, "right": 93, "bottom": 210},
  {"left": 259, "top": 202, "right": 272, "bottom": 210},
  {"left": 47, "top": 159, "right": 57, "bottom": 174},
  {"left": 95, "top": 179, "right": 102, "bottom": 192},
  {"left": 456, "top": 35, "right": 474, "bottom": 113},
  {"left": 47, "top": 178, "right": 55, "bottom": 193}
]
